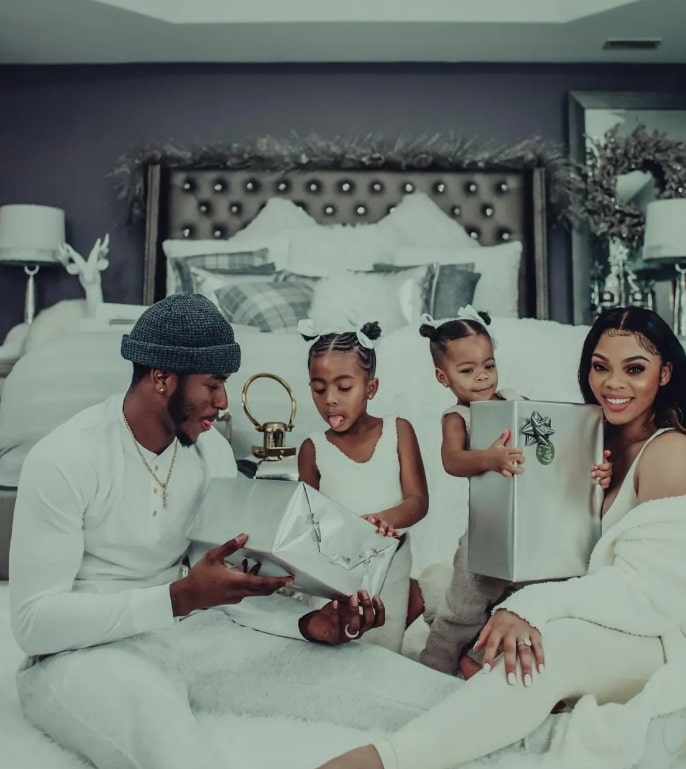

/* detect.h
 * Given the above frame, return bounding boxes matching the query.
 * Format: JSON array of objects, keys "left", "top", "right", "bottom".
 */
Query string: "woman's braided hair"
[
  {"left": 301, "top": 322, "right": 382, "bottom": 377},
  {"left": 419, "top": 312, "right": 492, "bottom": 365}
]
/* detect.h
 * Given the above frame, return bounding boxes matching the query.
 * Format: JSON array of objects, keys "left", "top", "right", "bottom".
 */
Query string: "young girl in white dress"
[
  {"left": 418, "top": 307, "right": 611, "bottom": 677},
  {"left": 297, "top": 319, "right": 427, "bottom": 652}
]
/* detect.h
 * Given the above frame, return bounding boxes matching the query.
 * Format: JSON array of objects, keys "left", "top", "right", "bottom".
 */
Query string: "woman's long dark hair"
[{"left": 578, "top": 306, "right": 686, "bottom": 432}]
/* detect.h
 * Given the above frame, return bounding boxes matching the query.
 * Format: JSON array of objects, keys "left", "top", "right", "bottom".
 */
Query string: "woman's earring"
[{"left": 159, "top": 387, "right": 165, "bottom": 393}]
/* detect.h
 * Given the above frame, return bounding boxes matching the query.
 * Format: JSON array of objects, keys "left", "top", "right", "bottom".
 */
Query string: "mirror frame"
[{"left": 568, "top": 91, "right": 686, "bottom": 325}]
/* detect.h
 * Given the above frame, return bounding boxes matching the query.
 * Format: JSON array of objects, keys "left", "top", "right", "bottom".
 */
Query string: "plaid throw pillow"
[
  {"left": 170, "top": 248, "right": 271, "bottom": 293},
  {"left": 215, "top": 281, "right": 315, "bottom": 332}
]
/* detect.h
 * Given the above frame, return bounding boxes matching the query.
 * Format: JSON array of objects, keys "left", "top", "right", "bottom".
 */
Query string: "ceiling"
[{"left": 1, "top": 0, "right": 685, "bottom": 64}]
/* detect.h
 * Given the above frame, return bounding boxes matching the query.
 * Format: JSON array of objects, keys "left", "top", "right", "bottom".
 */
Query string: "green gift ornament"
[{"left": 521, "top": 410, "right": 556, "bottom": 465}]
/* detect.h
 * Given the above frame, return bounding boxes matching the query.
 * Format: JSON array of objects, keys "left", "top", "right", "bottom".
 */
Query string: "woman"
[{"left": 318, "top": 307, "right": 686, "bottom": 769}]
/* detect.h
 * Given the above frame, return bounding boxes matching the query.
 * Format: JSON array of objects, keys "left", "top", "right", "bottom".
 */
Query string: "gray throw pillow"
[
  {"left": 372, "top": 262, "right": 480, "bottom": 319},
  {"left": 430, "top": 264, "right": 482, "bottom": 319}
]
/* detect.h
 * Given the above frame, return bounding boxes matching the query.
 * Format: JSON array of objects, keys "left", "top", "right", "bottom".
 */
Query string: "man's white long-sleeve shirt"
[{"left": 10, "top": 394, "right": 304, "bottom": 656}]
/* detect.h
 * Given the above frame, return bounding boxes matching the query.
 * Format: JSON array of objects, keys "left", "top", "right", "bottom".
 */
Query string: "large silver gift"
[
  {"left": 187, "top": 477, "right": 399, "bottom": 600},
  {"left": 468, "top": 400, "right": 604, "bottom": 582}
]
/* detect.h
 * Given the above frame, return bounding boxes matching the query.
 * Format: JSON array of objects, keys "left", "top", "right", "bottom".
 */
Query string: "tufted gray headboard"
[{"left": 143, "top": 164, "right": 549, "bottom": 318}]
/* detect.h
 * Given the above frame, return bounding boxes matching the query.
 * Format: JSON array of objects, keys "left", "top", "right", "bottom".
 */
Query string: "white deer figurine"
[{"left": 57, "top": 235, "right": 110, "bottom": 317}]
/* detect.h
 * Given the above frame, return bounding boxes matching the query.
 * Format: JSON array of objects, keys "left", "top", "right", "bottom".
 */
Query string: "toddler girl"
[
  {"left": 418, "top": 307, "right": 611, "bottom": 676},
  {"left": 297, "top": 318, "right": 427, "bottom": 653}
]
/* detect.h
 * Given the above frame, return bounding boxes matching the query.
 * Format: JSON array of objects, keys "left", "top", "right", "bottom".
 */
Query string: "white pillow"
[
  {"left": 287, "top": 223, "right": 395, "bottom": 276},
  {"left": 228, "top": 198, "right": 318, "bottom": 245},
  {"left": 378, "top": 192, "right": 478, "bottom": 251},
  {"left": 309, "top": 265, "right": 432, "bottom": 335},
  {"left": 393, "top": 241, "right": 523, "bottom": 318}
]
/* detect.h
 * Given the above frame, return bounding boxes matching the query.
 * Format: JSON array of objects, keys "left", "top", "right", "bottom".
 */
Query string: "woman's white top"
[
  {"left": 308, "top": 416, "right": 402, "bottom": 516},
  {"left": 600, "top": 426, "right": 672, "bottom": 532}
]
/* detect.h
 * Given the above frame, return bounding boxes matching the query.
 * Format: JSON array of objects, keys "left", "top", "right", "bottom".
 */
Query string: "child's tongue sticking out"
[{"left": 328, "top": 415, "right": 345, "bottom": 428}]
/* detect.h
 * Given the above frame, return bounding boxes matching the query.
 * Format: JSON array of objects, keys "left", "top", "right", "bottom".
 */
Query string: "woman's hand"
[
  {"left": 362, "top": 514, "right": 400, "bottom": 537},
  {"left": 298, "top": 591, "right": 385, "bottom": 645},
  {"left": 474, "top": 609, "right": 544, "bottom": 686},
  {"left": 592, "top": 449, "right": 613, "bottom": 489}
]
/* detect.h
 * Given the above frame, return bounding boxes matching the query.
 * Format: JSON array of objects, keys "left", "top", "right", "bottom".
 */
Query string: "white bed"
[
  {"left": 0, "top": 319, "right": 684, "bottom": 769},
  {"left": 0, "top": 160, "right": 684, "bottom": 768}
]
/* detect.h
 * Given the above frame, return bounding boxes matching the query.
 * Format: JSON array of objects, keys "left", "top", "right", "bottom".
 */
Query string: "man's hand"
[
  {"left": 298, "top": 591, "right": 385, "bottom": 646},
  {"left": 170, "top": 534, "right": 293, "bottom": 617}
]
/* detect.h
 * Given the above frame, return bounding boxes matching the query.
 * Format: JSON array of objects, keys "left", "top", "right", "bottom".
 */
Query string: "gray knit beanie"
[{"left": 121, "top": 294, "right": 241, "bottom": 374}]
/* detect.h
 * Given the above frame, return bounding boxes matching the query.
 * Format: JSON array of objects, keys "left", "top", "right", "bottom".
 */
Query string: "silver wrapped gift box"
[
  {"left": 187, "top": 477, "right": 399, "bottom": 600},
  {"left": 468, "top": 400, "right": 604, "bottom": 582}
]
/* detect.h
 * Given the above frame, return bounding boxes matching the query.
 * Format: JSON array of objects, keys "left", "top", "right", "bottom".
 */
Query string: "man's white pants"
[{"left": 16, "top": 609, "right": 458, "bottom": 769}]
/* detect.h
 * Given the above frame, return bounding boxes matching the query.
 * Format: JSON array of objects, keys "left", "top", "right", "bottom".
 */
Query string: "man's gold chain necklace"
[{"left": 122, "top": 413, "right": 178, "bottom": 509}]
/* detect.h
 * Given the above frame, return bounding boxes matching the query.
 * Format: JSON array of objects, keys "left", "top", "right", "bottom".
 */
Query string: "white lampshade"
[
  {"left": 0, "top": 204, "right": 66, "bottom": 266},
  {"left": 643, "top": 199, "right": 686, "bottom": 262}
]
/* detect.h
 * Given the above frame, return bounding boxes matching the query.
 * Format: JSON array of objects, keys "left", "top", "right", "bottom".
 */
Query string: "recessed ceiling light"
[{"left": 603, "top": 38, "right": 662, "bottom": 50}]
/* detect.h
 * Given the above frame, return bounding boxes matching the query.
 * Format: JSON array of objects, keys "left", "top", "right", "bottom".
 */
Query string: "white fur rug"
[{"left": 1, "top": 583, "right": 684, "bottom": 769}]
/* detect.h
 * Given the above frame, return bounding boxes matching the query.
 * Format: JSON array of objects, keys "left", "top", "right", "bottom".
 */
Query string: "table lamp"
[
  {"left": 643, "top": 199, "right": 686, "bottom": 338},
  {"left": 0, "top": 204, "right": 66, "bottom": 324}
]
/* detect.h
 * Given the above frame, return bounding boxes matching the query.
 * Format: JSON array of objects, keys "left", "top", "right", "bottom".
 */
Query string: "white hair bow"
[
  {"left": 297, "top": 318, "right": 375, "bottom": 349},
  {"left": 297, "top": 318, "right": 320, "bottom": 342},
  {"left": 420, "top": 313, "right": 439, "bottom": 329},
  {"left": 421, "top": 308, "right": 496, "bottom": 347},
  {"left": 457, "top": 305, "right": 497, "bottom": 348},
  {"left": 456, "top": 304, "right": 486, "bottom": 326}
]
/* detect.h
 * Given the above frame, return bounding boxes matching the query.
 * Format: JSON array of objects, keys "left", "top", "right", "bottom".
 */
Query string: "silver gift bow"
[{"left": 521, "top": 411, "right": 555, "bottom": 447}]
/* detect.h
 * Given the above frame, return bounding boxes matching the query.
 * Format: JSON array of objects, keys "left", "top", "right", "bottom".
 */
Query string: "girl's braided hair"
[
  {"left": 301, "top": 322, "right": 382, "bottom": 377},
  {"left": 419, "top": 312, "right": 492, "bottom": 365}
]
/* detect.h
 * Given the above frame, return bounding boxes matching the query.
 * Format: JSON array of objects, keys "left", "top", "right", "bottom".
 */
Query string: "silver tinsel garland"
[{"left": 112, "top": 132, "right": 579, "bottom": 222}]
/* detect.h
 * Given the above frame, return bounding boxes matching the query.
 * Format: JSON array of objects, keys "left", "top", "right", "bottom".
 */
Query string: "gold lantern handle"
[{"left": 241, "top": 372, "right": 298, "bottom": 460}]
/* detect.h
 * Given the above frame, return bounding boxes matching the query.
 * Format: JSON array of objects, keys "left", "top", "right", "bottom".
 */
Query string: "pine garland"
[{"left": 111, "top": 132, "right": 579, "bottom": 223}]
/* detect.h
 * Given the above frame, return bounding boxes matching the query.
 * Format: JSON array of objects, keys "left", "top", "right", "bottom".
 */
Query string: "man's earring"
[{"left": 159, "top": 387, "right": 165, "bottom": 393}]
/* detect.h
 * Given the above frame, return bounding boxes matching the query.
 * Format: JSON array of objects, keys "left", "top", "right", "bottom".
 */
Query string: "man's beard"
[{"left": 167, "top": 377, "right": 195, "bottom": 447}]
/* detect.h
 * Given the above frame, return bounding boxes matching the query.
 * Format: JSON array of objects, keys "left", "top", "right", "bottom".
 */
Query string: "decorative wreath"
[{"left": 574, "top": 124, "right": 686, "bottom": 252}]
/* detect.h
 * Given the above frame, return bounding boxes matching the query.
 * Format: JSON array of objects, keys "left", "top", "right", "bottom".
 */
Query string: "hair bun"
[
  {"left": 418, "top": 323, "right": 436, "bottom": 340},
  {"left": 360, "top": 321, "right": 382, "bottom": 341}
]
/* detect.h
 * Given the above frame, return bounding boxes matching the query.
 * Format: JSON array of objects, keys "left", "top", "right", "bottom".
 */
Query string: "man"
[{"left": 9, "top": 294, "right": 455, "bottom": 769}]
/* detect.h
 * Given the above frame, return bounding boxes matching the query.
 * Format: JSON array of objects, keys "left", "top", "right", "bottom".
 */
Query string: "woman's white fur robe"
[{"left": 498, "top": 493, "right": 686, "bottom": 769}]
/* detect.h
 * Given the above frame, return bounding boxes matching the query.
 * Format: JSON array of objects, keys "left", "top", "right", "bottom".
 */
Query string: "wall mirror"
[{"left": 568, "top": 91, "right": 686, "bottom": 325}]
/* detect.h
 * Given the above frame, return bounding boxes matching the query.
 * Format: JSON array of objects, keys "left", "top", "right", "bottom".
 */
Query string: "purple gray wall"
[{"left": 1, "top": 62, "right": 685, "bottom": 340}]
